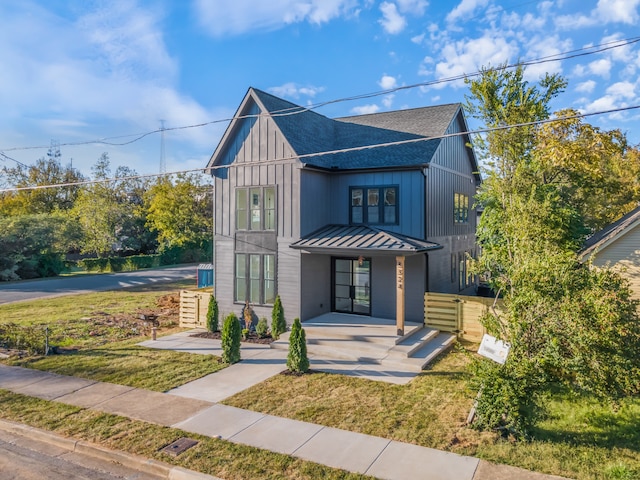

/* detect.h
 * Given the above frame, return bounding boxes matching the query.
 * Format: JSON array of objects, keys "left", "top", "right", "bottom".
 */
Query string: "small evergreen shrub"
[
  {"left": 256, "top": 317, "right": 268, "bottom": 338},
  {"left": 206, "top": 294, "right": 219, "bottom": 332},
  {"left": 271, "top": 295, "right": 286, "bottom": 340},
  {"left": 221, "top": 313, "right": 241, "bottom": 364},
  {"left": 287, "top": 318, "right": 309, "bottom": 373}
]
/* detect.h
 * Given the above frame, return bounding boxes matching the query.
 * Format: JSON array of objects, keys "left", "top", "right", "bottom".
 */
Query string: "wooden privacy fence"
[
  {"left": 424, "top": 292, "right": 502, "bottom": 342},
  {"left": 180, "top": 290, "right": 212, "bottom": 328}
]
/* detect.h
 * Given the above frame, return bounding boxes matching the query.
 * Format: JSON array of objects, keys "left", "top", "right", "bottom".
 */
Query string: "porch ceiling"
[{"left": 290, "top": 224, "right": 441, "bottom": 256}]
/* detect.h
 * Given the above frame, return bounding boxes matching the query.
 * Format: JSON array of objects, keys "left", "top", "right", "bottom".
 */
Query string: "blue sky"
[{"left": 1, "top": 0, "right": 639, "bottom": 178}]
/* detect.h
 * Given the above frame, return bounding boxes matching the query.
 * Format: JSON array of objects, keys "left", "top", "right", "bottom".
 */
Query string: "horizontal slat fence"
[
  {"left": 180, "top": 290, "right": 213, "bottom": 328},
  {"left": 424, "top": 293, "right": 502, "bottom": 342}
]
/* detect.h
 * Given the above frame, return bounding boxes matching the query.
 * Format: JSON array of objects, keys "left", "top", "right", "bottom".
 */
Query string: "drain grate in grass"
[{"left": 160, "top": 437, "right": 199, "bottom": 456}]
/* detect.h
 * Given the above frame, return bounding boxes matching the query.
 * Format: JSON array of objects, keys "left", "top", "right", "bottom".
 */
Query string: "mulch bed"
[{"left": 191, "top": 331, "right": 275, "bottom": 345}]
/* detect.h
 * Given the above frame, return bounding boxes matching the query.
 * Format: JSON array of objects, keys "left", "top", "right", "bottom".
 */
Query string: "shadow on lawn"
[{"left": 531, "top": 391, "right": 640, "bottom": 452}]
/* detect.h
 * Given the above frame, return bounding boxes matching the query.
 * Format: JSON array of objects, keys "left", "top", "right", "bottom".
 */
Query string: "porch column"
[{"left": 396, "top": 256, "right": 405, "bottom": 336}]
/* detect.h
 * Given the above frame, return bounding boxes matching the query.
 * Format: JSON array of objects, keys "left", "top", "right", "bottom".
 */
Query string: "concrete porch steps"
[
  {"left": 271, "top": 313, "right": 456, "bottom": 373},
  {"left": 380, "top": 332, "right": 457, "bottom": 372}
]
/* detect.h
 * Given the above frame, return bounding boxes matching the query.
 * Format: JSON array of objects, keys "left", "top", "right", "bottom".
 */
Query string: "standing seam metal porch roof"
[{"left": 290, "top": 224, "right": 442, "bottom": 255}]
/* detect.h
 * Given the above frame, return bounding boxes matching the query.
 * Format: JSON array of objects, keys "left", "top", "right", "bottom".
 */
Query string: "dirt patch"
[{"left": 191, "top": 331, "right": 274, "bottom": 345}]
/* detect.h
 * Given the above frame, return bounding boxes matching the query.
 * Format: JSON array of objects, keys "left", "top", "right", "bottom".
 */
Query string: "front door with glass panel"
[{"left": 333, "top": 258, "right": 371, "bottom": 315}]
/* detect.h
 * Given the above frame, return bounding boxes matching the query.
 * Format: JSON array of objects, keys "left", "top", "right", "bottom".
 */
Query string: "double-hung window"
[
  {"left": 236, "top": 186, "right": 276, "bottom": 231},
  {"left": 235, "top": 253, "right": 276, "bottom": 305},
  {"left": 350, "top": 186, "right": 398, "bottom": 225}
]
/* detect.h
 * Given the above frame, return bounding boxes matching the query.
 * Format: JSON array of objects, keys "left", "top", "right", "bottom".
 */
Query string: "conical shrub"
[
  {"left": 221, "top": 312, "right": 241, "bottom": 364},
  {"left": 287, "top": 317, "right": 309, "bottom": 373},
  {"left": 206, "top": 294, "right": 219, "bottom": 332},
  {"left": 271, "top": 295, "right": 286, "bottom": 340}
]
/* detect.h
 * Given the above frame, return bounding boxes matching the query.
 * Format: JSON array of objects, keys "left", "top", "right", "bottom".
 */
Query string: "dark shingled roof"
[
  {"left": 290, "top": 224, "right": 442, "bottom": 255},
  {"left": 581, "top": 205, "right": 640, "bottom": 258},
  {"left": 251, "top": 88, "right": 451, "bottom": 170}
]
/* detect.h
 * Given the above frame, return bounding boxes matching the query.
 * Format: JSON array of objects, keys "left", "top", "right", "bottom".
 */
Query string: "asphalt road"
[
  {"left": 0, "top": 265, "right": 197, "bottom": 305},
  {"left": 0, "top": 429, "right": 161, "bottom": 480}
]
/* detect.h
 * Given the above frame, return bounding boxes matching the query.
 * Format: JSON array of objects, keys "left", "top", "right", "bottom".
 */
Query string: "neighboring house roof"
[
  {"left": 290, "top": 224, "right": 442, "bottom": 256},
  {"left": 581, "top": 205, "right": 640, "bottom": 259},
  {"left": 208, "top": 87, "right": 473, "bottom": 172}
]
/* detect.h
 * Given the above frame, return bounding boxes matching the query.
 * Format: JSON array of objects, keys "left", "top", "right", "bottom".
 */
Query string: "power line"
[
  {"left": 1, "top": 35, "right": 638, "bottom": 155},
  {"left": 1, "top": 103, "right": 638, "bottom": 194}
]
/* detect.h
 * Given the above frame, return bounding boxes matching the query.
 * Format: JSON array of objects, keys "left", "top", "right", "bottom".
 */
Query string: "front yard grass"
[
  {"left": 0, "top": 390, "right": 371, "bottom": 480},
  {"left": 224, "top": 347, "right": 640, "bottom": 480},
  {"left": 0, "top": 281, "right": 224, "bottom": 390}
]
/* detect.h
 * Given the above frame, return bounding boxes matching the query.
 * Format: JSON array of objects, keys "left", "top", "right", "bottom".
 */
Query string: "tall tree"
[
  {"left": 465, "top": 66, "right": 640, "bottom": 436},
  {"left": 72, "top": 154, "right": 150, "bottom": 257},
  {"left": 144, "top": 173, "right": 212, "bottom": 252},
  {"left": 0, "top": 149, "right": 85, "bottom": 216}
]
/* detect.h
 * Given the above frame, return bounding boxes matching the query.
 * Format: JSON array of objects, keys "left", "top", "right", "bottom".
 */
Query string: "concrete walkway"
[{"left": 0, "top": 336, "right": 568, "bottom": 480}]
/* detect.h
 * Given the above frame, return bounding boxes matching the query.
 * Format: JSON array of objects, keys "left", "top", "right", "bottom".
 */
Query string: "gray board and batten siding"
[{"left": 208, "top": 87, "right": 480, "bottom": 321}]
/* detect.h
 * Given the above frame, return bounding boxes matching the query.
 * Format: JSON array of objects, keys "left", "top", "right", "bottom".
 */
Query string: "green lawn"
[
  {"left": 2, "top": 286, "right": 639, "bottom": 479},
  {"left": 0, "top": 281, "right": 224, "bottom": 390},
  {"left": 0, "top": 390, "right": 372, "bottom": 480},
  {"left": 224, "top": 348, "right": 640, "bottom": 480}
]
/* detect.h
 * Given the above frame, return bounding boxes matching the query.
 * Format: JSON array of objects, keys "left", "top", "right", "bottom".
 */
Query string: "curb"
[{"left": 0, "top": 419, "right": 221, "bottom": 480}]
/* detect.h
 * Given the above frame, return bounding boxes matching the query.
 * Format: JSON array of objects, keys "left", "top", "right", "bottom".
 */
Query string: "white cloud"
[
  {"left": 268, "top": 83, "right": 325, "bottom": 99},
  {"left": 555, "top": 0, "right": 640, "bottom": 28},
  {"left": 446, "top": 0, "right": 489, "bottom": 24},
  {"left": 351, "top": 104, "right": 381, "bottom": 115},
  {"left": 379, "top": 2, "right": 407, "bottom": 34},
  {"left": 429, "top": 34, "right": 518, "bottom": 87},
  {"left": 606, "top": 81, "right": 637, "bottom": 99},
  {"left": 382, "top": 94, "right": 395, "bottom": 108},
  {"left": 595, "top": 0, "right": 640, "bottom": 24},
  {"left": 523, "top": 35, "right": 571, "bottom": 78},
  {"left": 193, "top": 0, "right": 357, "bottom": 36},
  {"left": 396, "top": 0, "right": 428, "bottom": 15},
  {"left": 575, "top": 80, "right": 596, "bottom": 93},
  {"left": 0, "top": 1, "right": 216, "bottom": 173},
  {"left": 588, "top": 58, "right": 613, "bottom": 78},
  {"left": 411, "top": 33, "right": 426, "bottom": 44},
  {"left": 378, "top": 75, "right": 398, "bottom": 90}
]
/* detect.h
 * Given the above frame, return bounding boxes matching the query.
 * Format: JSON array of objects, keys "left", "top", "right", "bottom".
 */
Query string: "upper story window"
[
  {"left": 236, "top": 186, "right": 276, "bottom": 231},
  {"left": 350, "top": 186, "right": 398, "bottom": 225},
  {"left": 454, "top": 193, "right": 469, "bottom": 224}
]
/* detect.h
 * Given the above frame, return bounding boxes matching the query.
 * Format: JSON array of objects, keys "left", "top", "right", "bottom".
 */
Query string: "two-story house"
[{"left": 206, "top": 88, "right": 479, "bottom": 334}]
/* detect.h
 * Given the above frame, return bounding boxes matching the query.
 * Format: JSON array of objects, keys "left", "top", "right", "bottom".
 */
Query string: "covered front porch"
[
  {"left": 271, "top": 312, "right": 456, "bottom": 380},
  {"left": 291, "top": 224, "right": 442, "bottom": 334}
]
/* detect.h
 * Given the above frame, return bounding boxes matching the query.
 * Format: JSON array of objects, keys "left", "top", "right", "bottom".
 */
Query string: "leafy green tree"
[
  {"left": 72, "top": 154, "right": 150, "bottom": 257},
  {"left": 206, "top": 294, "right": 219, "bottom": 332},
  {"left": 0, "top": 149, "right": 85, "bottom": 216},
  {"left": 465, "top": 66, "right": 640, "bottom": 436},
  {"left": 532, "top": 110, "right": 640, "bottom": 232},
  {"left": 144, "top": 173, "right": 212, "bottom": 254},
  {"left": 287, "top": 318, "right": 309, "bottom": 374},
  {"left": 0, "top": 213, "right": 74, "bottom": 280},
  {"left": 271, "top": 295, "right": 286, "bottom": 340},
  {"left": 221, "top": 312, "right": 241, "bottom": 364}
]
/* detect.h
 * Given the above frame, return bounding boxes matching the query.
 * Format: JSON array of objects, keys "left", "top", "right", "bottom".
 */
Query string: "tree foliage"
[
  {"left": 144, "top": 173, "right": 212, "bottom": 252},
  {"left": 466, "top": 65, "right": 640, "bottom": 436},
  {"left": 71, "top": 154, "right": 153, "bottom": 257},
  {"left": 0, "top": 213, "right": 74, "bottom": 280},
  {"left": 0, "top": 150, "right": 85, "bottom": 216}
]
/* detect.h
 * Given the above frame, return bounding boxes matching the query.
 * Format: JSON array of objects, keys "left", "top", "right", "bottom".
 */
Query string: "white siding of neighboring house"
[{"left": 589, "top": 223, "right": 640, "bottom": 300}]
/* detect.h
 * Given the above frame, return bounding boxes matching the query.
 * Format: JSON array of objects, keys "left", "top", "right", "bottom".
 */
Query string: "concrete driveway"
[{"left": 0, "top": 265, "right": 197, "bottom": 305}]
